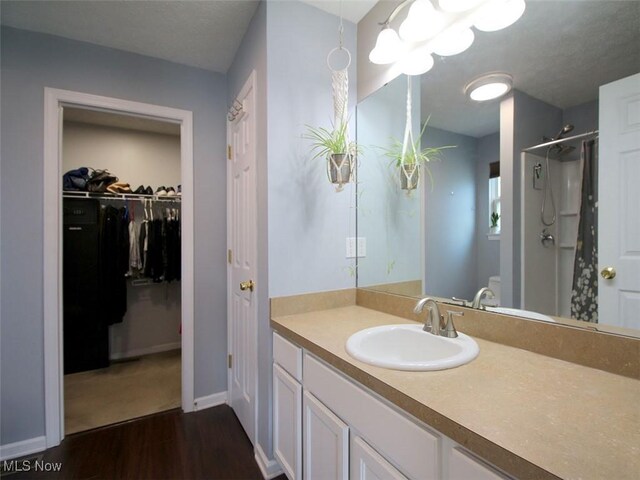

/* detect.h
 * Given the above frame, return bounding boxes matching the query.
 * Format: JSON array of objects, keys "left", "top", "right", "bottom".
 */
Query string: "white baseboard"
[
  {"left": 0, "top": 436, "right": 46, "bottom": 461},
  {"left": 193, "top": 391, "right": 227, "bottom": 411},
  {"left": 110, "top": 342, "right": 181, "bottom": 360},
  {"left": 255, "top": 443, "right": 283, "bottom": 479}
]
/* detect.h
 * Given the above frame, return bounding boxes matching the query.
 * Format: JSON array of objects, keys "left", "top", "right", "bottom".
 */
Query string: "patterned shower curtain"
[{"left": 570, "top": 139, "right": 598, "bottom": 322}]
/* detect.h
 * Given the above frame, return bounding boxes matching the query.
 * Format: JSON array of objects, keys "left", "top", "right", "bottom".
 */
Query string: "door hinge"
[
  {"left": 228, "top": 249, "right": 232, "bottom": 264},
  {"left": 228, "top": 354, "right": 232, "bottom": 369},
  {"left": 227, "top": 145, "right": 232, "bottom": 160}
]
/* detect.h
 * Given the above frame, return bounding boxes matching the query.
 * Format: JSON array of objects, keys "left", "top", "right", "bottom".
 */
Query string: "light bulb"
[
  {"left": 474, "top": 0, "right": 526, "bottom": 32},
  {"left": 399, "top": 0, "right": 444, "bottom": 42},
  {"left": 431, "top": 28, "right": 474, "bottom": 57},
  {"left": 369, "top": 27, "right": 402, "bottom": 65},
  {"left": 399, "top": 48, "right": 435, "bottom": 76},
  {"left": 438, "top": 0, "right": 484, "bottom": 12}
]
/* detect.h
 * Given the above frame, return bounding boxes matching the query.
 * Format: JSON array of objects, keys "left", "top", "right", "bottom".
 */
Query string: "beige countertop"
[{"left": 271, "top": 305, "right": 640, "bottom": 480}]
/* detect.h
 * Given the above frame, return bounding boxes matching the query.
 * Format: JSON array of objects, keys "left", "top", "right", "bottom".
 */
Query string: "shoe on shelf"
[
  {"left": 156, "top": 186, "right": 167, "bottom": 196},
  {"left": 166, "top": 186, "right": 176, "bottom": 197},
  {"left": 133, "top": 185, "right": 146, "bottom": 195},
  {"left": 107, "top": 182, "right": 132, "bottom": 194},
  {"left": 145, "top": 186, "right": 153, "bottom": 195},
  {"left": 177, "top": 185, "right": 182, "bottom": 196}
]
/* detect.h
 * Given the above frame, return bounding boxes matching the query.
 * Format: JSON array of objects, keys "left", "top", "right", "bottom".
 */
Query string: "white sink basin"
[
  {"left": 486, "top": 306, "right": 555, "bottom": 323},
  {"left": 345, "top": 324, "right": 479, "bottom": 371}
]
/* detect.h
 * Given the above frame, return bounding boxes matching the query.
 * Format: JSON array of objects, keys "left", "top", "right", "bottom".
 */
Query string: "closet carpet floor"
[{"left": 64, "top": 349, "right": 181, "bottom": 434}]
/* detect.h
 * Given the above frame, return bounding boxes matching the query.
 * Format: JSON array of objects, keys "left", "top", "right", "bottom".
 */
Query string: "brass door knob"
[
  {"left": 240, "top": 280, "right": 255, "bottom": 292},
  {"left": 600, "top": 267, "right": 616, "bottom": 280}
]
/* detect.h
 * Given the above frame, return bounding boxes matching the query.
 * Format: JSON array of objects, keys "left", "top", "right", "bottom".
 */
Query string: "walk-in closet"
[{"left": 61, "top": 108, "right": 182, "bottom": 434}]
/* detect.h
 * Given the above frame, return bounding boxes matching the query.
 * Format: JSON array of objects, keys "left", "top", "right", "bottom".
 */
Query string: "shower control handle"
[{"left": 600, "top": 267, "right": 616, "bottom": 280}]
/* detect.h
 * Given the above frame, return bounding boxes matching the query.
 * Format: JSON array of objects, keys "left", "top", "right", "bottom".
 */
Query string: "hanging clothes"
[
  {"left": 100, "top": 205, "right": 129, "bottom": 324},
  {"left": 570, "top": 139, "right": 598, "bottom": 322}
]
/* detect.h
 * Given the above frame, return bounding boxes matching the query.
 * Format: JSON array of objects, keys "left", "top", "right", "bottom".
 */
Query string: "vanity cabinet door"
[
  {"left": 350, "top": 435, "right": 408, "bottom": 480},
  {"left": 303, "top": 391, "right": 349, "bottom": 480},
  {"left": 273, "top": 364, "right": 302, "bottom": 480},
  {"left": 448, "top": 447, "right": 510, "bottom": 480}
]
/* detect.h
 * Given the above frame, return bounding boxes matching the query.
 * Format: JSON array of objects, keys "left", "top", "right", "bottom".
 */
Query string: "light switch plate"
[
  {"left": 346, "top": 237, "right": 357, "bottom": 258},
  {"left": 347, "top": 237, "right": 366, "bottom": 258},
  {"left": 357, "top": 237, "right": 366, "bottom": 257}
]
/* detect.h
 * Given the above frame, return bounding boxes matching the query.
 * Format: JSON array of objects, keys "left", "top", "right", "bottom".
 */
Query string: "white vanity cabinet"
[
  {"left": 350, "top": 435, "right": 408, "bottom": 480},
  {"left": 273, "top": 334, "right": 303, "bottom": 480},
  {"left": 272, "top": 331, "right": 513, "bottom": 480},
  {"left": 302, "top": 391, "right": 349, "bottom": 479}
]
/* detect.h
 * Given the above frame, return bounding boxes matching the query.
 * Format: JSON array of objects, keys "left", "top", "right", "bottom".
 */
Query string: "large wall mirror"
[{"left": 356, "top": 0, "right": 640, "bottom": 338}]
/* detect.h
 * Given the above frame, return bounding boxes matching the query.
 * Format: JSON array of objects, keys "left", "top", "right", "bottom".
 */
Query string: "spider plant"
[
  {"left": 381, "top": 119, "right": 455, "bottom": 168},
  {"left": 304, "top": 120, "right": 359, "bottom": 160}
]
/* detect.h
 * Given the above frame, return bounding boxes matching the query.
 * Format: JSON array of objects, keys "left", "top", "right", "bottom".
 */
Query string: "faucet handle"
[
  {"left": 451, "top": 297, "right": 470, "bottom": 307},
  {"left": 441, "top": 311, "right": 463, "bottom": 338}
]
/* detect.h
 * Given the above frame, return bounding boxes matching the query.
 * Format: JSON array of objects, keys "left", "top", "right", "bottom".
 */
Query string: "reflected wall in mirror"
[{"left": 356, "top": 0, "right": 640, "bottom": 337}]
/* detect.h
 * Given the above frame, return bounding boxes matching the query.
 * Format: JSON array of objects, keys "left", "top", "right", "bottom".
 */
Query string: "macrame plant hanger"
[
  {"left": 326, "top": 2, "right": 353, "bottom": 192},
  {"left": 400, "top": 75, "right": 420, "bottom": 191}
]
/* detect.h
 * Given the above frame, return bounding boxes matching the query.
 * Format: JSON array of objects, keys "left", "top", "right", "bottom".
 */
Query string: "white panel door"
[
  {"left": 303, "top": 391, "right": 349, "bottom": 480},
  {"left": 599, "top": 73, "right": 640, "bottom": 329},
  {"left": 448, "top": 447, "right": 508, "bottom": 480},
  {"left": 350, "top": 435, "right": 407, "bottom": 480},
  {"left": 273, "top": 364, "right": 302, "bottom": 480},
  {"left": 228, "top": 71, "right": 257, "bottom": 442}
]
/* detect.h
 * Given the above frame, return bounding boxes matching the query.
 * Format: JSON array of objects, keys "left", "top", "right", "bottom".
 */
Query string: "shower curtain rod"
[{"left": 522, "top": 130, "right": 599, "bottom": 153}]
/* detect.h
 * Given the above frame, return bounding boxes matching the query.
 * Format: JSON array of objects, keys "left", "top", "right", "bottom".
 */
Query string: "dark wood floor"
[{"left": 4, "top": 405, "right": 286, "bottom": 480}]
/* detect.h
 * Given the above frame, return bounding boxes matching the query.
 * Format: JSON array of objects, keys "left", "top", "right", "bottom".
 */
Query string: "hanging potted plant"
[
  {"left": 304, "top": 120, "right": 359, "bottom": 189},
  {"left": 381, "top": 120, "right": 455, "bottom": 191}
]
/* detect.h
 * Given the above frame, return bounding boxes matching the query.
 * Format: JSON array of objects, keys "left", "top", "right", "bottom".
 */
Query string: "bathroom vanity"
[{"left": 270, "top": 295, "right": 639, "bottom": 480}]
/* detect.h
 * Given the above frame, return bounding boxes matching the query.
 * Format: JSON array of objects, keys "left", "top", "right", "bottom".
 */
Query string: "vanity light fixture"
[
  {"left": 465, "top": 73, "right": 513, "bottom": 101},
  {"left": 370, "top": 0, "right": 526, "bottom": 75}
]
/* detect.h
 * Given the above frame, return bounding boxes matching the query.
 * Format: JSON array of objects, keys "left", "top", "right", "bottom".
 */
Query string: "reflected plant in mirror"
[{"left": 356, "top": 0, "right": 640, "bottom": 338}]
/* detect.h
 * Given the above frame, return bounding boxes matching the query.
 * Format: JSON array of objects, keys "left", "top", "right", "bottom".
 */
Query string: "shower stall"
[{"left": 520, "top": 127, "right": 598, "bottom": 318}]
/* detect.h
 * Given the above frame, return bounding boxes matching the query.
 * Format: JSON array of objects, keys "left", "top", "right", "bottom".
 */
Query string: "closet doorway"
[{"left": 43, "top": 88, "right": 194, "bottom": 448}]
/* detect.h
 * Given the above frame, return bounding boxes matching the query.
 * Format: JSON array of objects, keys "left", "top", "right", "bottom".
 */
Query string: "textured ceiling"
[
  {"left": 300, "top": 0, "right": 378, "bottom": 23},
  {"left": 0, "top": 0, "right": 260, "bottom": 73},
  {"left": 419, "top": 0, "right": 640, "bottom": 138}
]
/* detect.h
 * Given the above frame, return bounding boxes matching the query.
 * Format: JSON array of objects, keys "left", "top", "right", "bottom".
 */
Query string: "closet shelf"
[{"left": 63, "top": 191, "right": 181, "bottom": 202}]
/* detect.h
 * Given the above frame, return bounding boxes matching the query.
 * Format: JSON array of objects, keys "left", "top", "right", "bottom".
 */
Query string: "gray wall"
[
  {"left": 226, "top": 0, "right": 272, "bottom": 457},
  {"left": 424, "top": 127, "right": 478, "bottom": 301},
  {"left": 476, "top": 132, "right": 500, "bottom": 291},
  {"left": 563, "top": 99, "right": 598, "bottom": 162},
  {"left": 356, "top": 75, "right": 422, "bottom": 289},
  {"left": 0, "top": 26, "right": 228, "bottom": 444},
  {"left": 501, "top": 90, "right": 562, "bottom": 308},
  {"left": 267, "top": 1, "right": 357, "bottom": 297}
]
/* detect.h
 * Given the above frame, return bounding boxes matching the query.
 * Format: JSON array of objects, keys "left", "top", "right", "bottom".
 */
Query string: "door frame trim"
[
  {"left": 43, "top": 87, "right": 195, "bottom": 448},
  {"left": 226, "top": 70, "right": 259, "bottom": 444}
]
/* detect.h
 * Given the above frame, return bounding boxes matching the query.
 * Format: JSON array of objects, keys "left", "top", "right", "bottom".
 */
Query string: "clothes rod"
[
  {"left": 63, "top": 192, "right": 181, "bottom": 202},
  {"left": 522, "top": 130, "right": 599, "bottom": 153}
]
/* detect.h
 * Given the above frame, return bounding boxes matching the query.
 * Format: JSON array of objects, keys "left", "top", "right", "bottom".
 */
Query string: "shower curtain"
[{"left": 570, "top": 139, "right": 598, "bottom": 322}]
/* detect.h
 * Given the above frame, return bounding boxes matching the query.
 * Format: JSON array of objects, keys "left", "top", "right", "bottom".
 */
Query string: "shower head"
[{"left": 554, "top": 124, "right": 574, "bottom": 140}]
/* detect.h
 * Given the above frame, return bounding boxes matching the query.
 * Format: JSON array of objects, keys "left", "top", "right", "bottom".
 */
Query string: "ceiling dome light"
[
  {"left": 399, "top": 0, "right": 444, "bottom": 42},
  {"left": 399, "top": 47, "right": 435, "bottom": 76},
  {"left": 431, "top": 28, "right": 475, "bottom": 57},
  {"left": 474, "top": 0, "right": 526, "bottom": 32},
  {"left": 465, "top": 73, "right": 513, "bottom": 101},
  {"left": 369, "top": 27, "right": 402, "bottom": 65},
  {"left": 438, "top": 0, "right": 484, "bottom": 12}
]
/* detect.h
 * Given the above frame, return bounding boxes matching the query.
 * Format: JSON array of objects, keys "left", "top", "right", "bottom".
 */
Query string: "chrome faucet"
[
  {"left": 414, "top": 297, "right": 443, "bottom": 335},
  {"left": 471, "top": 287, "right": 495, "bottom": 310}
]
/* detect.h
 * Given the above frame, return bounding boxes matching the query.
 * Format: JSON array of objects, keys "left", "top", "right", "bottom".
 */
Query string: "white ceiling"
[
  {"left": 418, "top": 0, "right": 640, "bottom": 138},
  {"left": 64, "top": 107, "right": 181, "bottom": 136},
  {"left": 0, "top": 0, "right": 260, "bottom": 73},
  {"left": 300, "top": 0, "right": 378, "bottom": 23}
]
